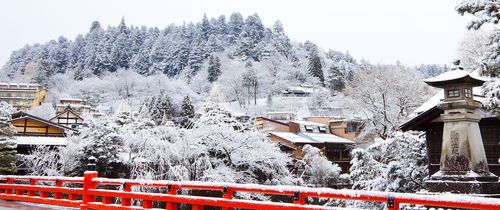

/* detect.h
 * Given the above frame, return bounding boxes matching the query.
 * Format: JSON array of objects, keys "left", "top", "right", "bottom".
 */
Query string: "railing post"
[
  {"left": 165, "top": 185, "right": 177, "bottom": 210},
  {"left": 53, "top": 179, "right": 62, "bottom": 199},
  {"left": 142, "top": 200, "right": 153, "bottom": 208},
  {"left": 387, "top": 194, "right": 399, "bottom": 210},
  {"left": 222, "top": 186, "right": 234, "bottom": 210},
  {"left": 293, "top": 191, "right": 305, "bottom": 205},
  {"left": 5, "top": 178, "right": 13, "bottom": 194},
  {"left": 80, "top": 171, "right": 98, "bottom": 210},
  {"left": 121, "top": 182, "right": 132, "bottom": 206},
  {"left": 27, "top": 178, "right": 36, "bottom": 196}
]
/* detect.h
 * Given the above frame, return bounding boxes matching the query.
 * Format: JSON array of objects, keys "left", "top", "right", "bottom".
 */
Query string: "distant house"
[
  {"left": 0, "top": 83, "right": 46, "bottom": 110},
  {"left": 50, "top": 106, "right": 85, "bottom": 129},
  {"left": 281, "top": 85, "right": 315, "bottom": 97},
  {"left": 303, "top": 116, "right": 363, "bottom": 141},
  {"left": 56, "top": 98, "right": 92, "bottom": 114},
  {"left": 264, "top": 120, "right": 355, "bottom": 173}
]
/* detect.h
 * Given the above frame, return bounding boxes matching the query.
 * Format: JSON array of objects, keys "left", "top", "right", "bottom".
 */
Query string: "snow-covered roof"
[
  {"left": 424, "top": 69, "right": 485, "bottom": 87},
  {"left": 270, "top": 131, "right": 354, "bottom": 145},
  {"left": 290, "top": 120, "right": 326, "bottom": 126},
  {"left": 16, "top": 136, "right": 67, "bottom": 146},
  {"left": 270, "top": 132, "right": 319, "bottom": 144},
  {"left": 299, "top": 133, "right": 354, "bottom": 144},
  {"left": 59, "top": 98, "right": 84, "bottom": 101}
]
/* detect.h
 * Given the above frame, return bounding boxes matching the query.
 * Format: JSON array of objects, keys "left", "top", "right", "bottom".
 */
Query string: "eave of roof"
[
  {"left": 10, "top": 111, "right": 77, "bottom": 132},
  {"left": 257, "top": 116, "right": 289, "bottom": 126}
]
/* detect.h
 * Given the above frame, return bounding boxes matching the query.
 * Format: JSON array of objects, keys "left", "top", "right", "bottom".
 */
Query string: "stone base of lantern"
[{"left": 426, "top": 171, "right": 500, "bottom": 195}]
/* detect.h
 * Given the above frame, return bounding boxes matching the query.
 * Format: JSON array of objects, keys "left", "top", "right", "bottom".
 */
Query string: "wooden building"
[
  {"left": 50, "top": 106, "right": 84, "bottom": 129},
  {"left": 9, "top": 111, "right": 76, "bottom": 137},
  {"left": 256, "top": 117, "right": 290, "bottom": 132}
]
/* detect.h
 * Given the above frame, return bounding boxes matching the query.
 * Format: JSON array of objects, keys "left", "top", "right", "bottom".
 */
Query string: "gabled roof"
[
  {"left": 9, "top": 111, "right": 77, "bottom": 132},
  {"left": 50, "top": 106, "right": 84, "bottom": 121}
]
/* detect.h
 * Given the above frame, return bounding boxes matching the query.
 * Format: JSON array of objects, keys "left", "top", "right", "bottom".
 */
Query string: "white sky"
[{"left": 0, "top": 0, "right": 471, "bottom": 67}]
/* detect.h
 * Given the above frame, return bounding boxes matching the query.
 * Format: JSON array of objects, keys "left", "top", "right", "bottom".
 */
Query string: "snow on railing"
[{"left": 0, "top": 171, "right": 499, "bottom": 210}]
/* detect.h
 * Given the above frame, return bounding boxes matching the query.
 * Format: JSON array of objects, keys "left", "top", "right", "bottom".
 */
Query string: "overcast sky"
[{"left": 0, "top": 0, "right": 471, "bottom": 67}]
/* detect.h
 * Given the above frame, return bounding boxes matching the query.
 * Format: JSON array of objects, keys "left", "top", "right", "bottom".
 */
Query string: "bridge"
[{"left": 0, "top": 171, "right": 499, "bottom": 210}]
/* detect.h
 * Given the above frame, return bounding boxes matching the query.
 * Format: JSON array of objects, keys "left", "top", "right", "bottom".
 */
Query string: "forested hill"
[{"left": 0, "top": 12, "right": 359, "bottom": 88}]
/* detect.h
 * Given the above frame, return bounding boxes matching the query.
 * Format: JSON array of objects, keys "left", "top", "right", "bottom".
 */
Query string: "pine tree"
[
  {"left": 228, "top": 12, "right": 244, "bottom": 43},
  {"left": 308, "top": 50, "right": 325, "bottom": 85},
  {"left": 180, "top": 96, "right": 195, "bottom": 118},
  {"left": 0, "top": 116, "right": 17, "bottom": 175},
  {"left": 207, "top": 55, "right": 221, "bottom": 82},
  {"left": 201, "top": 14, "right": 212, "bottom": 41}
]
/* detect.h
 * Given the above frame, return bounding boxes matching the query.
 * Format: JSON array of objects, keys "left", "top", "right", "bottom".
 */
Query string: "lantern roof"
[{"left": 424, "top": 60, "right": 485, "bottom": 88}]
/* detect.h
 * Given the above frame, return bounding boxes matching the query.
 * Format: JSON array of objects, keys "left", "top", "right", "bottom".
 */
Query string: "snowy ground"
[{"left": 0, "top": 200, "right": 76, "bottom": 210}]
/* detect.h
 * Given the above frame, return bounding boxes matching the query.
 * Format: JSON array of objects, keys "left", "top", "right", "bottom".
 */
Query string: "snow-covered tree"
[
  {"left": 180, "top": 96, "right": 195, "bottom": 118},
  {"left": 207, "top": 55, "right": 221, "bottom": 82},
  {"left": 297, "top": 145, "right": 343, "bottom": 188},
  {"left": 28, "top": 103, "right": 56, "bottom": 120},
  {"left": 0, "top": 116, "right": 17, "bottom": 174},
  {"left": 0, "top": 102, "right": 16, "bottom": 117},
  {"left": 346, "top": 64, "right": 431, "bottom": 139},
  {"left": 307, "top": 47, "right": 325, "bottom": 85},
  {"left": 456, "top": 29, "right": 491, "bottom": 71},
  {"left": 415, "top": 64, "right": 448, "bottom": 78},
  {"left": 348, "top": 132, "right": 427, "bottom": 208},
  {"left": 20, "top": 146, "right": 61, "bottom": 176}
]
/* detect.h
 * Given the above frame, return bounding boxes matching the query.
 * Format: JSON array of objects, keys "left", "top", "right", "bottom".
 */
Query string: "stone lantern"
[{"left": 424, "top": 60, "right": 499, "bottom": 194}]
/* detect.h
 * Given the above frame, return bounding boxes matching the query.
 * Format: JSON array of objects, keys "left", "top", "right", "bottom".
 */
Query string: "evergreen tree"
[
  {"left": 31, "top": 60, "right": 49, "bottom": 86},
  {"left": 180, "top": 96, "right": 195, "bottom": 118},
  {"left": 148, "top": 92, "right": 174, "bottom": 125},
  {"left": 201, "top": 14, "right": 212, "bottom": 41},
  {"left": 0, "top": 116, "right": 17, "bottom": 175},
  {"left": 228, "top": 12, "right": 244, "bottom": 43},
  {"left": 308, "top": 50, "right": 325, "bottom": 85},
  {"left": 456, "top": 0, "right": 500, "bottom": 113},
  {"left": 207, "top": 55, "right": 221, "bottom": 82}
]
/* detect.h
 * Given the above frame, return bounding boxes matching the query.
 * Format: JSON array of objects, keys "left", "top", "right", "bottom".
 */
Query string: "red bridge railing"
[{"left": 0, "top": 171, "right": 499, "bottom": 210}]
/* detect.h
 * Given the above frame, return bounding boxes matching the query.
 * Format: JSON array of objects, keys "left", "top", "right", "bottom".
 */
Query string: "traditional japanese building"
[
  {"left": 9, "top": 111, "right": 76, "bottom": 137},
  {"left": 267, "top": 120, "right": 354, "bottom": 173},
  {"left": 0, "top": 83, "right": 46, "bottom": 110},
  {"left": 401, "top": 61, "right": 500, "bottom": 195},
  {"left": 50, "top": 106, "right": 85, "bottom": 129}
]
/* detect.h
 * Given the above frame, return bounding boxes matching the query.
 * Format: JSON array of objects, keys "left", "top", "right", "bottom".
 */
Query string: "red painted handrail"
[{"left": 0, "top": 171, "right": 499, "bottom": 210}]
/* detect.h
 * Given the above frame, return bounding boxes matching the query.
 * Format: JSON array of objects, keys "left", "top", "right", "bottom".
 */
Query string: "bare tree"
[
  {"left": 457, "top": 29, "right": 491, "bottom": 71},
  {"left": 345, "top": 64, "right": 431, "bottom": 139}
]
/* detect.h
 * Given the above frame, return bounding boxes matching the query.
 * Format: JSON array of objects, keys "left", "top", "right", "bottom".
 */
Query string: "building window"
[
  {"left": 318, "top": 126, "right": 327, "bottom": 133},
  {"left": 448, "top": 89, "right": 459, "bottom": 98},
  {"left": 328, "top": 148, "right": 341, "bottom": 160},
  {"left": 465, "top": 88, "right": 472, "bottom": 98},
  {"left": 305, "top": 125, "right": 314, "bottom": 132}
]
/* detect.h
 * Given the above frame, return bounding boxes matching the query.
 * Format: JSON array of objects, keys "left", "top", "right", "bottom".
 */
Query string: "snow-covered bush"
[
  {"left": 20, "top": 146, "right": 61, "bottom": 176},
  {"left": 297, "top": 145, "right": 343, "bottom": 187},
  {"left": 348, "top": 131, "right": 427, "bottom": 209},
  {"left": 0, "top": 102, "right": 16, "bottom": 117},
  {"left": 0, "top": 116, "right": 17, "bottom": 174}
]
